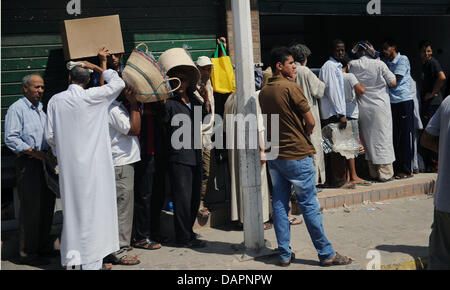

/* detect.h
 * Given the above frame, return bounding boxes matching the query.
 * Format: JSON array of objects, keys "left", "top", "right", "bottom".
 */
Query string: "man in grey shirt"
[{"left": 421, "top": 95, "right": 450, "bottom": 269}]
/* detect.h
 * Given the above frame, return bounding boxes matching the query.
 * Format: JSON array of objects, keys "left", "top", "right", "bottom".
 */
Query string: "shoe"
[
  {"left": 19, "top": 256, "right": 51, "bottom": 266},
  {"left": 279, "top": 252, "right": 295, "bottom": 267}
]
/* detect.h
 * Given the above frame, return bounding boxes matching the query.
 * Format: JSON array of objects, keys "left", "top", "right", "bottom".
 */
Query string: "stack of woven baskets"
[{"left": 122, "top": 44, "right": 200, "bottom": 103}]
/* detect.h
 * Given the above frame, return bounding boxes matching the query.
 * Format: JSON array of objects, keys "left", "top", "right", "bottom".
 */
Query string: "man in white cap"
[{"left": 195, "top": 56, "right": 215, "bottom": 218}]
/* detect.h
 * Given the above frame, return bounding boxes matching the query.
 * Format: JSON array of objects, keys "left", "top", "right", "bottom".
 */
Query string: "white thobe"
[
  {"left": 349, "top": 56, "right": 396, "bottom": 164},
  {"left": 296, "top": 64, "right": 326, "bottom": 184},
  {"left": 45, "top": 69, "right": 125, "bottom": 266},
  {"left": 319, "top": 57, "right": 346, "bottom": 120},
  {"left": 224, "top": 92, "right": 270, "bottom": 223}
]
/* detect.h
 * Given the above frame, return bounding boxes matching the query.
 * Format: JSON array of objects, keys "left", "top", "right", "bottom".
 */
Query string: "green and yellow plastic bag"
[{"left": 211, "top": 41, "right": 236, "bottom": 94}]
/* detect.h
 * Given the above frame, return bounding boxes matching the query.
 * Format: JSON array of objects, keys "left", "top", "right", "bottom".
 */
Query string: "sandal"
[
  {"left": 198, "top": 207, "right": 211, "bottom": 218},
  {"left": 354, "top": 180, "right": 372, "bottom": 186},
  {"left": 113, "top": 255, "right": 140, "bottom": 266},
  {"left": 289, "top": 217, "right": 303, "bottom": 225},
  {"left": 395, "top": 173, "right": 413, "bottom": 179},
  {"left": 132, "top": 238, "right": 161, "bottom": 250},
  {"left": 320, "top": 252, "right": 352, "bottom": 267}
]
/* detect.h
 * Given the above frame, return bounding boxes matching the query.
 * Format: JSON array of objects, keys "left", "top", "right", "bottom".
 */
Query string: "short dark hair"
[
  {"left": 270, "top": 47, "right": 293, "bottom": 73},
  {"left": 382, "top": 38, "right": 398, "bottom": 52},
  {"left": 340, "top": 55, "right": 351, "bottom": 68},
  {"left": 419, "top": 40, "right": 432, "bottom": 50},
  {"left": 330, "top": 39, "right": 345, "bottom": 53},
  {"left": 69, "top": 66, "right": 91, "bottom": 85}
]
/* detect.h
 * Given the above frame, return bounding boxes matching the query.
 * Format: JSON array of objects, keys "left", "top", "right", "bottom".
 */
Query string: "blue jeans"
[{"left": 267, "top": 157, "right": 335, "bottom": 262}]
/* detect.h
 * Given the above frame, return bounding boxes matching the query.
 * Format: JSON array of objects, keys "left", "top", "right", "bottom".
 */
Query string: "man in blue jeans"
[{"left": 259, "top": 47, "right": 352, "bottom": 267}]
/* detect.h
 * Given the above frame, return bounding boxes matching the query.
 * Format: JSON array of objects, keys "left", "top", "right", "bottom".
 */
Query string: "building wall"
[
  {"left": 1, "top": 0, "right": 224, "bottom": 152},
  {"left": 225, "top": 0, "right": 262, "bottom": 65}
]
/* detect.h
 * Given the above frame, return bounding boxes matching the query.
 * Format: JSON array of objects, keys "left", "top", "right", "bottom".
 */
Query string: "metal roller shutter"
[{"left": 2, "top": 0, "right": 223, "bottom": 151}]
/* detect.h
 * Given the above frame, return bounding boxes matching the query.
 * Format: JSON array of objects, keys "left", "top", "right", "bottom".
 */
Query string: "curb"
[
  {"left": 381, "top": 257, "right": 428, "bottom": 270},
  {"left": 317, "top": 175, "right": 436, "bottom": 210}
]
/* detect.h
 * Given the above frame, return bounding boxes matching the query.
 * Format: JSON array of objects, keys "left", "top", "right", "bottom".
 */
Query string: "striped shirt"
[{"left": 4, "top": 96, "right": 48, "bottom": 154}]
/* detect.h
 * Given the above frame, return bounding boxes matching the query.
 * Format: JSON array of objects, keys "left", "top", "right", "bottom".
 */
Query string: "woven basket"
[
  {"left": 122, "top": 43, "right": 180, "bottom": 103},
  {"left": 157, "top": 48, "right": 200, "bottom": 86}
]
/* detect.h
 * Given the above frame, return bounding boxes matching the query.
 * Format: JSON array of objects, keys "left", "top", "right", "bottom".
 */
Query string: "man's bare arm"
[
  {"left": 124, "top": 87, "right": 141, "bottom": 136},
  {"left": 354, "top": 83, "right": 366, "bottom": 97},
  {"left": 420, "top": 131, "right": 439, "bottom": 153},
  {"left": 302, "top": 110, "right": 315, "bottom": 136}
]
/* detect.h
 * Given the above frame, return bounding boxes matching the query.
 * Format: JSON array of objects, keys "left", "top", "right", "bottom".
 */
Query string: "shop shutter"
[{"left": 2, "top": 0, "right": 222, "bottom": 151}]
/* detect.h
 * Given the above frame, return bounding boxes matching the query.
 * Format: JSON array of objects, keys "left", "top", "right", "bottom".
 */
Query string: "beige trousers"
[{"left": 367, "top": 160, "right": 394, "bottom": 181}]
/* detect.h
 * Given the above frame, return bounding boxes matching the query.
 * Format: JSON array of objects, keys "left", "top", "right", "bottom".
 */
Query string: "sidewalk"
[{"left": 1, "top": 188, "right": 435, "bottom": 270}]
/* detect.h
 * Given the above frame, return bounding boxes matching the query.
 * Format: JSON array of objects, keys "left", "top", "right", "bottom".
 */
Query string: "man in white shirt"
[
  {"left": 319, "top": 39, "right": 348, "bottom": 188},
  {"left": 420, "top": 96, "right": 450, "bottom": 269},
  {"left": 105, "top": 87, "right": 142, "bottom": 266},
  {"left": 45, "top": 61, "right": 125, "bottom": 270}
]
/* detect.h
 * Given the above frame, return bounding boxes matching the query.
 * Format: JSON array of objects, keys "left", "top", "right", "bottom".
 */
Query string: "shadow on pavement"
[{"left": 376, "top": 244, "right": 428, "bottom": 268}]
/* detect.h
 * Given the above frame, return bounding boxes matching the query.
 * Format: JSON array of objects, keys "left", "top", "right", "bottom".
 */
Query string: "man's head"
[
  {"left": 419, "top": 40, "right": 433, "bottom": 63},
  {"left": 196, "top": 56, "right": 213, "bottom": 84},
  {"left": 69, "top": 66, "right": 91, "bottom": 87},
  {"left": 270, "top": 47, "right": 296, "bottom": 79},
  {"left": 339, "top": 55, "right": 351, "bottom": 72},
  {"left": 22, "top": 74, "right": 44, "bottom": 106},
  {"left": 382, "top": 39, "right": 398, "bottom": 61},
  {"left": 107, "top": 53, "right": 123, "bottom": 70},
  {"left": 168, "top": 67, "right": 194, "bottom": 97},
  {"left": 331, "top": 39, "right": 346, "bottom": 61},
  {"left": 289, "top": 43, "right": 311, "bottom": 66}
]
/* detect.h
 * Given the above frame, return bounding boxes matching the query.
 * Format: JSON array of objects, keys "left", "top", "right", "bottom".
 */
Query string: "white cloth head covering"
[
  {"left": 196, "top": 56, "right": 213, "bottom": 67},
  {"left": 66, "top": 61, "right": 93, "bottom": 74}
]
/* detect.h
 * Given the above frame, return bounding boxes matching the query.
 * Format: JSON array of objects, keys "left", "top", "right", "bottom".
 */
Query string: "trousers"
[
  {"left": 15, "top": 155, "right": 56, "bottom": 258},
  {"left": 170, "top": 162, "right": 202, "bottom": 244}
]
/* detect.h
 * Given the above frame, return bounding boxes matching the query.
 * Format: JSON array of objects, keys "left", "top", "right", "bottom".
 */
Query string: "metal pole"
[{"left": 231, "top": 0, "right": 264, "bottom": 250}]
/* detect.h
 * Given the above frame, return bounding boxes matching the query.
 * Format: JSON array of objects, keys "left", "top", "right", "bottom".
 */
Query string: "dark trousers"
[
  {"left": 15, "top": 155, "right": 55, "bottom": 258},
  {"left": 420, "top": 101, "right": 440, "bottom": 171},
  {"left": 392, "top": 100, "right": 414, "bottom": 175},
  {"left": 322, "top": 116, "right": 347, "bottom": 188},
  {"left": 132, "top": 154, "right": 166, "bottom": 242},
  {"left": 170, "top": 162, "right": 202, "bottom": 244}
]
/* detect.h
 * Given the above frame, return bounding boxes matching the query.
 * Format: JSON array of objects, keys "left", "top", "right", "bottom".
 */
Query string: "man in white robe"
[
  {"left": 45, "top": 61, "right": 125, "bottom": 269},
  {"left": 348, "top": 42, "right": 397, "bottom": 182},
  {"left": 290, "top": 44, "right": 326, "bottom": 185},
  {"left": 224, "top": 92, "right": 271, "bottom": 229}
]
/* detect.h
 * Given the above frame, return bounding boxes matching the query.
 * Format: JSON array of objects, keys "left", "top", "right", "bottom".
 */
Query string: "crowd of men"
[{"left": 4, "top": 36, "right": 450, "bottom": 270}]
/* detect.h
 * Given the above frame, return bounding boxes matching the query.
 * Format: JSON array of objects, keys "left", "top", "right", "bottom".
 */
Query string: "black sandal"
[
  {"left": 113, "top": 255, "right": 141, "bottom": 266},
  {"left": 132, "top": 238, "right": 161, "bottom": 250}
]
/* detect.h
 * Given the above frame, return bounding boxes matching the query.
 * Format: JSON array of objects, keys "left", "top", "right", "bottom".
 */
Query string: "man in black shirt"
[
  {"left": 419, "top": 40, "right": 447, "bottom": 172},
  {"left": 163, "top": 66, "right": 208, "bottom": 248}
]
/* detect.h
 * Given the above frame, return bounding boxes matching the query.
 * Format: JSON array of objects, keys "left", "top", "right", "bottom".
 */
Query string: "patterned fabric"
[{"left": 4, "top": 97, "right": 48, "bottom": 154}]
